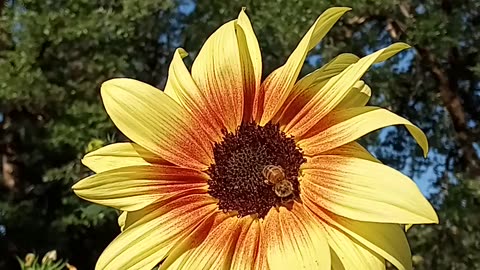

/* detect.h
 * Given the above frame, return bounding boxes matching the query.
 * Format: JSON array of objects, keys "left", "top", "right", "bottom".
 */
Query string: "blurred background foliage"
[{"left": 0, "top": 0, "right": 479, "bottom": 269}]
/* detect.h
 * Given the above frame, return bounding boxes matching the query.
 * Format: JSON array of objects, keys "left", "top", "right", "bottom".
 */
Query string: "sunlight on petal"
[
  {"left": 299, "top": 106, "right": 428, "bottom": 157},
  {"left": 259, "top": 7, "right": 351, "bottom": 124},
  {"left": 302, "top": 155, "right": 438, "bottom": 224},
  {"left": 73, "top": 165, "right": 208, "bottom": 211},
  {"left": 285, "top": 43, "right": 410, "bottom": 137},
  {"left": 82, "top": 142, "right": 169, "bottom": 173}
]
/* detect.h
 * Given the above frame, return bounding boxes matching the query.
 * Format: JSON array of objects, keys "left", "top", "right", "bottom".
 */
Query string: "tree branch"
[{"left": 415, "top": 47, "right": 480, "bottom": 176}]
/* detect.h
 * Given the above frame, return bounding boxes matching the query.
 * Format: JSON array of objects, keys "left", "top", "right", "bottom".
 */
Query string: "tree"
[
  {"left": 0, "top": 0, "right": 183, "bottom": 268},
  {"left": 409, "top": 177, "right": 480, "bottom": 269}
]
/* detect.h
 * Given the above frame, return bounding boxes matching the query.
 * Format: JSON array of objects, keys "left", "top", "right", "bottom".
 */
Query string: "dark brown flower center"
[{"left": 206, "top": 122, "right": 305, "bottom": 218}]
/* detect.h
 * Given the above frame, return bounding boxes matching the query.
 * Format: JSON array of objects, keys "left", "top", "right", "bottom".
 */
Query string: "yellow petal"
[
  {"left": 158, "top": 212, "right": 232, "bottom": 270},
  {"left": 264, "top": 203, "right": 331, "bottom": 270},
  {"left": 302, "top": 155, "right": 438, "bottom": 224},
  {"left": 117, "top": 212, "right": 127, "bottom": 230},
  {"left": 72, "top": 165, "right": 208, "bottom": 211},
  {"left": 191, "top": 19, "right": 254, "bottom": 132},
  {"left": 118, "top": 208, "right": 150, "bottom": 232},
  {"left": 96, "top": 194, "right": 217, "bottom": 270},
  {"left": 274, "top": 53, "right": 359, "bottom": 125},
  {"left": 231, "top": 218, "right": 260, "bottom": 270},
  {"left": 330, "top": 249, "right": 345, "bottom": 270},
  {"left": 299, "top": 106, "right": 428, "bottom": 157},
  {"left": 82, "top": 143, "right": 169, "bottom": 173},
  {"left": 254, "top": 223, "right": 270, "bottom": 270},
  {"left": 294, "top": 53, "right": 360, "bottom": 93},
  {"left": 322, "top": 223, "right": 385, "bottom": 270},
  {"left": 295, "top": 80, "right": 372, "bottom": 136},
  {"left": 319, "top": 142, "right": 380, "bottom": 163},
  {"left": 305, "top": 200, "right": 413, "bottom": 270},
  {"left": 259, "top": 7, "right": 351, "bottom": 125},
  {"left": 335, "top": 80, "right": 371, "bottom": 109},
  {"left": 173, "top": 216, "right": 246, "bottom": 269},
  {"left": 237, "top": 9, "right": 262, "bottom": 121},
  {"left": 163, "top": 48, "right": 225, "bottom": 143},
  {"left": 101, "top": 78, "right": 212, "bottom": 170},
  {"left": 285, "top": 43, "right": 410, "bottom": 137}
]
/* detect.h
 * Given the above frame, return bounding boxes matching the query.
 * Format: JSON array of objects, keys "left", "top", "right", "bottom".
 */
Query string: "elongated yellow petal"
[
  {"left": 117, "top": 212, "right": 127, "bottom": 231},
  {"left": 259, "top": 7, "right": 351, "bottom": 125},
  {"left": 173, "top": 216, "right": 245, "bottom": 269},
  {"left": 254, "top": 224, "right": 270, "bottom": 270},
  {"left": 319, "top": 142, "right": 380, "bottom": 163},
  {"left": 237, "top": 10, "right": 262, "bottom": 84},
  {"left": 192, "top": 19, "right": 255, "bottom": 132},
  {"left": 331, "top": 249, "right": 345, "bottom": 270},
  {"left": 274, "top": 53, "right": 359, "bottom": 125},
  {"left": 302, "top": 155, "right": 438, "bottom": 224},
  {"left": 263, "top": 203, "right": 330, "bottom": 270},
  {"left": 231, "top": 218, "right": 260, "bottom": 270},
  {"left": 285, "top": 43, "right": 410, "bottom": 137},
  {"left": 82, "top": 143, "right": 169, "bottom": 173},
  {"left": 341, "top": 222, "right": 412, "bottom": 270},
  {"left": 335, "top": 80, "right": 371, "bottom": 109},
  {"left": 96, "top": 194, "right": 217, "bottom": 270},
  {"left": 118, "top": 207, "right": 151, "bottom": 232},
  {"left": 237, "top": 9, "right": 262, "bottom": 121},
  {"left": 322, "top": 224, "right": 385, "bottom": 270},
  {"left": 294, "top": 53, "right": 360, "bottom": 93},
  {"left": 158, "top": 212, "right": 231, "bottom": 270},
  {"left": 101, "top": 78, "right": 213, "bottom": 170},
  {"left": 163, "top": 48, "right": 225, "bottom": 143},
  {"left": 73, "top": 165, "right": 208, "bottom": 211},
  {"left": 305, "top": 200, "right": 413, "bottom": 270},
  {"left": 299, "top": 106, "right": 428, "bottom": 157}
]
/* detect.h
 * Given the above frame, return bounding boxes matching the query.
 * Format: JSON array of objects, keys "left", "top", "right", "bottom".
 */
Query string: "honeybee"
[
  {"left": 273, "top": 180, "right": 294, "bottom": 198},
  {"left": 262, "top": 165, "right": 294, "bottom": 198}
]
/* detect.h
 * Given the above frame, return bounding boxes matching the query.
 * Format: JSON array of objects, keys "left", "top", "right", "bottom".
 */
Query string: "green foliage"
[
  {"left": 1, "top": 0, "right": 479, "bottom": 269},
  {"left": 409, "top": 177, "right": 480, "bottom": 269},
  {"left": 0, "top": 0, "right": 180, "bottom": 268}
]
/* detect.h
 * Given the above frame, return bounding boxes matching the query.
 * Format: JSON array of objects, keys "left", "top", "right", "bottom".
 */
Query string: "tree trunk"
[{"left": 1, "top": 115, "right": 20, "bottom": 194}]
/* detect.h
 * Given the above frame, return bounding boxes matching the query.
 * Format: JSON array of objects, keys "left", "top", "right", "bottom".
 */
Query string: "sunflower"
[{"left": 73, "top": 7, "right": 438, "bottom": 270}]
